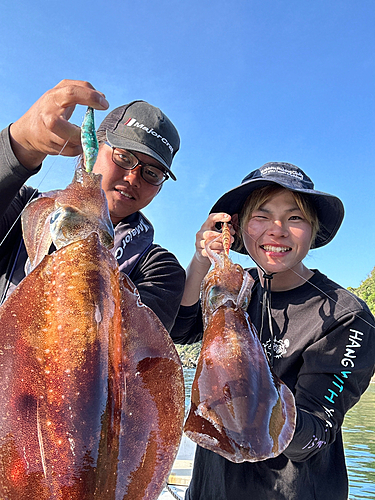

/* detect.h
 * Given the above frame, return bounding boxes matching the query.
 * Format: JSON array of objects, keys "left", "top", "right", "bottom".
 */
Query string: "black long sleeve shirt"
[{"left": 171, "top": 268, "right": 375, "bottom": 499}]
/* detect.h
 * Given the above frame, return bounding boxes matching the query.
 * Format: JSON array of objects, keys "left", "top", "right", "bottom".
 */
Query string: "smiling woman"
[
  {"left": 170, "top": 162, "right": 375, "bottom": 500},
  {"left": 240, "top": 184, "right": 320, "bottom": 247},
  {"left": 241, "top": 189, "right": 313, "bottom": 288}
]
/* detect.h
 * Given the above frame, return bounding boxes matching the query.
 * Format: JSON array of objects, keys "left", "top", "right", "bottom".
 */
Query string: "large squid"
[
  {"left": 0, "top": 108, "right": 185, "bottom": 499},
  {"left": 184, "top": 223, "right": 296, "bottom": 463}
]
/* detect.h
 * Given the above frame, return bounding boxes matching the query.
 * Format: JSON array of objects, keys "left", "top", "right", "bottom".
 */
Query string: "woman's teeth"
[{"left": 262, "top": 245, "right": 291, "bottom": 252}]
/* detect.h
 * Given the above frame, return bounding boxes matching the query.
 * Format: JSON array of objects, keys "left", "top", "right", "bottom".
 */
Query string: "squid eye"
[
  {"left": 50, "top": 207, "right": 62, "bottom": 224},
  {"left": 50, "top": 207, "right": 69, "bottom": 227},
  {"left": 50, "top": 207, "right": 78, "bottom": 225},
  {"left": 208, "top": 286, "right": 219, "bottom": 308},
  {"left": 208, "top": 285, "right": 225, "bottom": 310}
]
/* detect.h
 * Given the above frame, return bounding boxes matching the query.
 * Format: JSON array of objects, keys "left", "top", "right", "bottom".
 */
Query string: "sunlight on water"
[{"left": 183, "top": 368, "right": 195, "bottom": 415}]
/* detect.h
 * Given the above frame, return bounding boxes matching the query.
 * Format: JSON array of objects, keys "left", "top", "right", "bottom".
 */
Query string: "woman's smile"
[{"left": 243, "top": 189, "right": 314, "bottom": 289}]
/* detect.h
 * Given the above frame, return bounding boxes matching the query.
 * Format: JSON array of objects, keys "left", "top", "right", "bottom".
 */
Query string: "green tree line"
[
  {"left": 348, "top": 266, "right": 375, "bottom": 316},
  {"left": 176, "top": 343, "right": 202, "bottom": 368},
  {"left": 176, "top": 266, "right": 375, "bottom": 367}
]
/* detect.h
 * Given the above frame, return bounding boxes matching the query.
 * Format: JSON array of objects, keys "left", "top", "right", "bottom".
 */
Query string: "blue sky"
[{"left": 1, "top": 0, "right": 374, "bottom": 288}]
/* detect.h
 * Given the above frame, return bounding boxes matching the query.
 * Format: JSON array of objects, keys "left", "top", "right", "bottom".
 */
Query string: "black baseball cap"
[
  {"left": 210, "top": 162, "right": 344, "bottom": 253},
  {"left": 97, "top": 100, "right": 180, "bottom": 180}
]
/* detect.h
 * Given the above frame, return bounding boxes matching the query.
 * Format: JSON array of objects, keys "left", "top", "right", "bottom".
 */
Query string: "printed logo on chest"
[{"left": 263, "top": 338, "right": 290, "bottom": 359}]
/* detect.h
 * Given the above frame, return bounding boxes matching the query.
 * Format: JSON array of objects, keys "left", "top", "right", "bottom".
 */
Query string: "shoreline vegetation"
[
  {"left": 176, "top": 266, "right": 375, "bottom": 376},
  {"left": 176, "top": 343, "right": 201, "bottom": 368}
]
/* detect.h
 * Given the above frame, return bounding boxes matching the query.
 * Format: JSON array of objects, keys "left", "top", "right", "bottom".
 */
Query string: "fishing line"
[
  {"left": 0, "top": 137, "right": 71, "bottom": 250},
  {"left": 0, "top": 105, "right": 96, "bottom": 305},
  {"left": 1, "top": 102, "right": 95, "bottom": 252},
  {"left": 288, "top": 267, "right": 375, "bottom": 330},
  {"left": 0, "top": 137, "right": 73, "bottom": 305},
  {"left": 232, "top": 224, "right": 375, "bottom": 331}
]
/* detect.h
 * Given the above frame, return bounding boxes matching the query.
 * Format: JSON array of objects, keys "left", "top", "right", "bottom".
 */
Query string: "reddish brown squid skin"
[
  {"left": 0, "top": 168, "right": 184, "bottom": 499},
  {"left": 184, "top": 241, "right": 296, "bottom": 463}
]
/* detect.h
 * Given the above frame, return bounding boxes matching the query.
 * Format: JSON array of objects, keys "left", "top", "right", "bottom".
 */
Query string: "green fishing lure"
[{"left": 81, "top": 106, "right": 99, "bottom": 173}]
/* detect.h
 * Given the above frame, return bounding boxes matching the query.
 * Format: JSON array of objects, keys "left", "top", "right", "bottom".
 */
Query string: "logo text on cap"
[
  {"left": 261, "top": 165, "right": 304, "bottom": 180},
  {"left": 125, "top": 118, "right": 174, "bottom": 154}
]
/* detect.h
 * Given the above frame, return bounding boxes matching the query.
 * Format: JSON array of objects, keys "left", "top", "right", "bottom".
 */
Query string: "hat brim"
[
  {"left": 210, "top": 178, "right": 344, "bottom": 253},
  {"left": 106, "top": 130, "right": 177, "bottom": 181}
]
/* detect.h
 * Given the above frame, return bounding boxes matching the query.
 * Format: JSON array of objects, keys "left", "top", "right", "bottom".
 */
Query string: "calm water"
[
  {"left": 182, "top": 369, "right": 375, "bottom": 500},
  {"left": 343, "top": 383, "right": 375, "bottom": 499}
]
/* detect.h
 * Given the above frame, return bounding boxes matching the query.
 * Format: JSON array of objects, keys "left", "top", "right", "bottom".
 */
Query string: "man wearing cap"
[
  {"left": 171, "top": 162, "right": 375, "bottom": 500},
  {"left": 0, "top": 79, "right": 185, "bottom": 331}
]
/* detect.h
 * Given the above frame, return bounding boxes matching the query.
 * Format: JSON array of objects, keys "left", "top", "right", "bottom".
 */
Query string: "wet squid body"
[
  {"left": 184, "top": 224, "right": 296, "bottom": 463},
  {"left": 0, "top": 108, "right": 185, "bottom": 499}
]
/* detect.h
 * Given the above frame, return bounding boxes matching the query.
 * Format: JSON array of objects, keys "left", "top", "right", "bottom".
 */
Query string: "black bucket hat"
[
  {"left": 97, "top": 100, "right": 180, "bottom": 180},
  {"left": 210, "top": 162, "right": 344, "bottom": 253}
]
